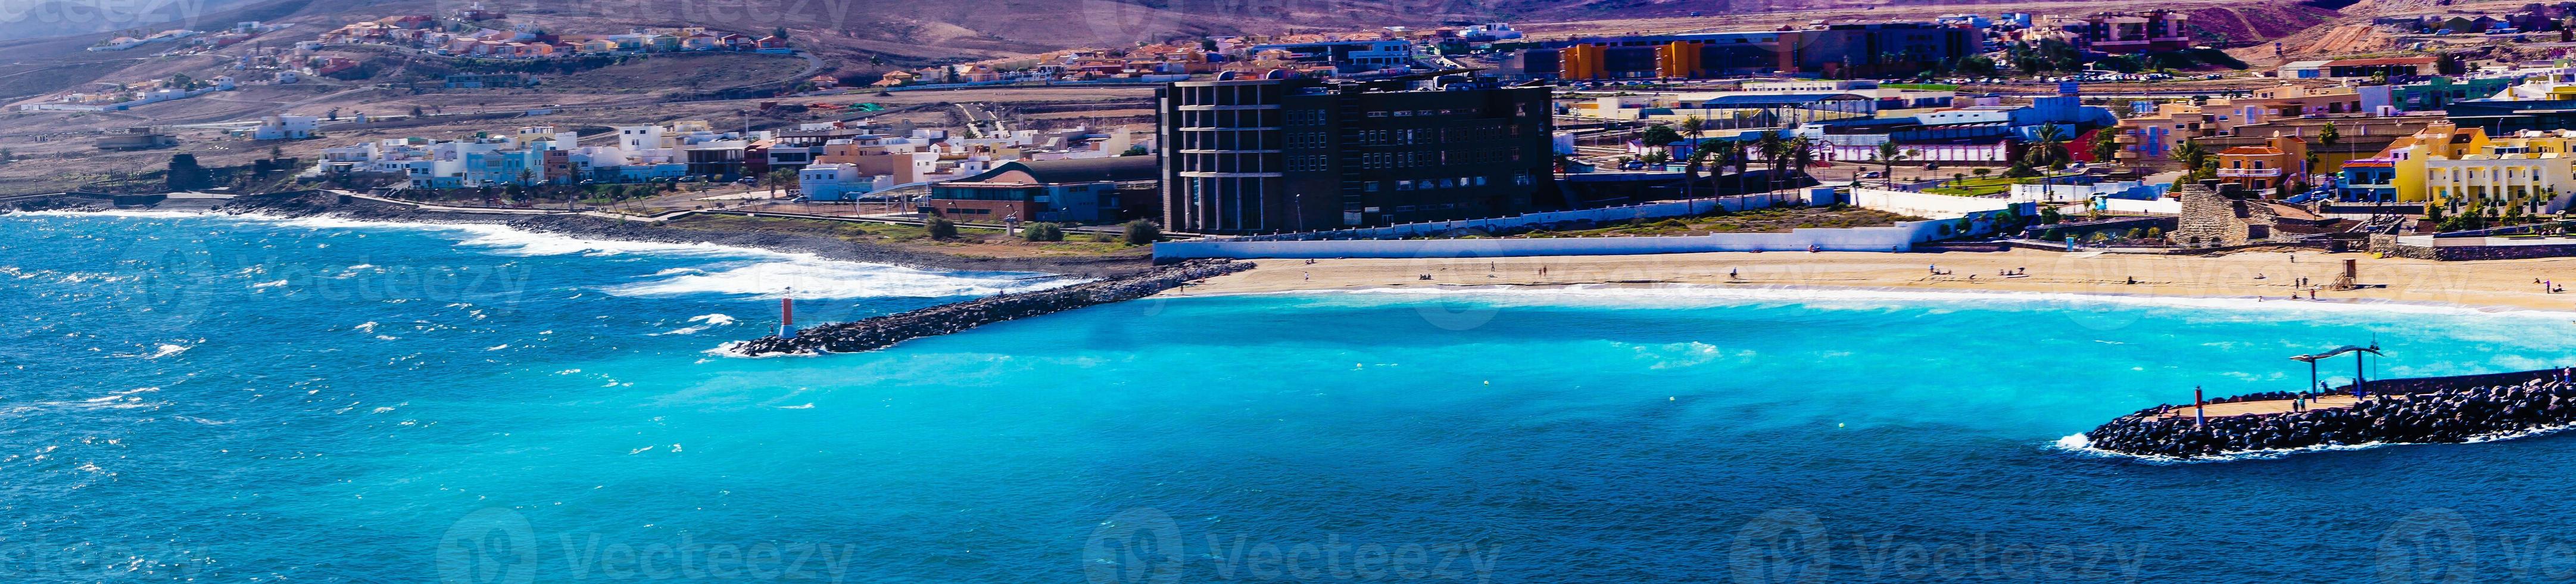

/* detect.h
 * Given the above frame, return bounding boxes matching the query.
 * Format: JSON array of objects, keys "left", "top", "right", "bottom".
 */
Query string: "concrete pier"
[
  {"left": 2085, "top": 368, "right": 2576, "bottom": 458},
  {"left": 728, "top": 259, "right": 1250, "bottom": 356}
]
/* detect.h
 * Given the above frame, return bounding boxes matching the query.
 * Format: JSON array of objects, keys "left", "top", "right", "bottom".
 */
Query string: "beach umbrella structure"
[{"left": 2291, "top": 341, "right": 2384, "bottom": 397}]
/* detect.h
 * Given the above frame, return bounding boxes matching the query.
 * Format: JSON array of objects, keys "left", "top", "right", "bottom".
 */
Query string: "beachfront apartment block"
[
  {"left": 308, "top": 122, "right": 752, "bottom": 187},
  {"left": 1156, "top": 75, "right": 1554, "bottom": 235},
  {"left": 2111, "top": 85, "right": 2395, "bottom": 163}
]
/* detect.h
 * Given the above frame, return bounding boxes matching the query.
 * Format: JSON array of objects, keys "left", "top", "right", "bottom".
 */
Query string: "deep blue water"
[{"left": 9, "top": 212, "right": 2576, "bottom": 583}]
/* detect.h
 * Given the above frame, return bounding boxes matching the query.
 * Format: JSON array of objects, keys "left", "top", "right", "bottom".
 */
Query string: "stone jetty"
[
  {"left": 2084, "top": 368, "right": 2576, "bottom": 458},
  {"left": 729, "top": 259, "right": 1252, "bottom": 356}
]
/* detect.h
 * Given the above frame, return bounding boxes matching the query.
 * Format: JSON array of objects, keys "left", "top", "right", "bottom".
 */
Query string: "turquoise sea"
[{"left": 11, "top": 212, "right": 2576, "bottom": 582}]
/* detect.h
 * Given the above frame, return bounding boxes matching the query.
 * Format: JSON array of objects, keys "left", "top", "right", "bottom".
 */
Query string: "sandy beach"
[{"left": 1172, "top": 249, "right": 2576, "bottom": 313}]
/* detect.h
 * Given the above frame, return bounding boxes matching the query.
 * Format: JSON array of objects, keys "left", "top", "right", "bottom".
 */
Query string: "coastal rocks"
[
  {"left": 4, "top": 194, "right": 110, "bottom": 214},
  {"left": 728, "top": 259, "right": 1253, "bottom": 356},
  {"left": 2084, "top": 369, "right": 2576, "bottom": 459}
]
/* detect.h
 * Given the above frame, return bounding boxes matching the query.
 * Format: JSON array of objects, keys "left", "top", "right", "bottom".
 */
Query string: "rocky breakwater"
[
  {"left": 728, "top": 259, "right": 1253, "bottom": 356},
  {"left": 2083, "top": 369, "right": 2576, "bottom": 458}
]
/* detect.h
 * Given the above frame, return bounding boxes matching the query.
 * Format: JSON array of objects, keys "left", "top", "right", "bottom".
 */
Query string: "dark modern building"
[
  {"left": 2446, "top": 98, "right": 2576, "bottom": 134},
  {"left": 1520, "top": 24, "right": 1982, "bottom": 80},
  {"left": 1157, "top": 74, "right": 1556, "bottom": 235},
  {"left": 924, "top": 156, "right": 1158, "bottom": 223}
]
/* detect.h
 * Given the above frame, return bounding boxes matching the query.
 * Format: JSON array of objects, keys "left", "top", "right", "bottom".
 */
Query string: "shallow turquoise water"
[{"left": 9, "top": 212, "right": 2576, "bottom": 582}]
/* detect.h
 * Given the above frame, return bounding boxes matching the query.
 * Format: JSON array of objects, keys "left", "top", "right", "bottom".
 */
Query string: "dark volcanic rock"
[
  {"left": 729, "top": 259, "right": 1252, "bottom": 356},
  {"left": 2085, "top": 369, "right": 2576, "bottom": 458}
]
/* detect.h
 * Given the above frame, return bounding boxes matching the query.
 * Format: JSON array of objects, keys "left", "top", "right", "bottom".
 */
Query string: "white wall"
[
  {"left": 1155, "top": 226, "right": 1936, "bottom": 259},
  {"left": 1850, "top": 188, "right": 2011, "bottom": 219},
  {"left": 1224, "top": 190, "right": 1826, "bottom": 242},
  {"left": 2101, "top": 198, "right": 2181, "bottom": 214}
]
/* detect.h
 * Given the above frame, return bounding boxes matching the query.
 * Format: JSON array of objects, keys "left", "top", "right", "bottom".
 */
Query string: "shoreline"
[
  {"left": 8, "top": 191, "right": 1155, "bottom": 278},
  {"left": 1167, "top": 250, "right": 2576, "bottom": 315},
  {"left": 1175, "top": 281, "right": 2576, "bottom": 319}
]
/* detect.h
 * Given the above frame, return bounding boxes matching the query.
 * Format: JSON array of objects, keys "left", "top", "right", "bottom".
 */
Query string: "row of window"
[
  {"left": 1349, "top": 124, "right": 1518, "bottom": 146},
  {"left": 1171, "top": 129, "right": 1278, "bottom": 151},
  {"left": 1362, "top": 108, "right": 1484, "bottom": 119},
  {"left": 1173, "top": 152, "right": 1282, "bottom": 174},
  {"left": 1171, "top": 108, "right": 1282, "bottom": 129},
  {"left": 1355, "top": 173, "right": 1538, "bottom": 192},
  {"left": 1355, "top": 149, "right": 1524, "bottom": 169},
  {"left": 1170, "top": 84, "right": 1283, "bottom": 107}
]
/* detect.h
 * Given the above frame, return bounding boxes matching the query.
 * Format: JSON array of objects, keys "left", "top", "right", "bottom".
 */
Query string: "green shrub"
[
  {"left": 1121, "top": 219, "right": 1161, "bottom": 246},
  {"left": 924, "top": 216, "right": 959, "bottom": 240},
  {"left": 1022, "top": 222, "right": 1065, "bottom": 242}
]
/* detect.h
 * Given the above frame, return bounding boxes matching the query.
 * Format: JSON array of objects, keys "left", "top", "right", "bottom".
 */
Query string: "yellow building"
[{"left": 2380, "top": 124, "right": 2576, "bottom": 212}]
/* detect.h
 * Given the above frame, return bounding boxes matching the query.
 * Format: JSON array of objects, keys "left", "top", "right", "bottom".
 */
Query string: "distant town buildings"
[
  {"left": 1513, "top": 23, "right": 1982, "bottom": 80},
  {"left": 319, "top": 15, "right": 791, "bottom": 58}
]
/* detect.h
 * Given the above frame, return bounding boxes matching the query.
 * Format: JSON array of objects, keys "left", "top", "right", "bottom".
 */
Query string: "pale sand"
[
  {"left": 2156, "top": 394, "right": 2360, "bottom": 420},
  {"left": 1169, "top": 249, "right": 2576, "bottom": 313}
]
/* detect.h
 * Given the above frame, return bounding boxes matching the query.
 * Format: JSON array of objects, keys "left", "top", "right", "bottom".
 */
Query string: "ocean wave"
[
  {"left": 1256, "top": 284, "right": 2576, "bottom": 321},
  {"left": 605, "top": 260, "right": 1068, "bottom": 300},
  {"left": 26, "top": 210, "right": 1078, "bottom": 300},
  {"left": 112, "top": 343, "right": 192, "bottom": 359},
  {"left": 653, "top": 313, "right": 737, "bottom": 336},
  {"left": 38, "top": 387, "right": 169, "bottom": 411}
]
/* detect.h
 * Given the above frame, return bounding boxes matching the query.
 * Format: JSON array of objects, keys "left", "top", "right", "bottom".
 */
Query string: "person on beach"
[{"left": 1729, "top": 268, "right": 1739, "bottom": 279}]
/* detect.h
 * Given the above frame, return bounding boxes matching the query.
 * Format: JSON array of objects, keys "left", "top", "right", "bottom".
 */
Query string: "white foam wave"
[
  {"left": 653, "top": 313, "right": 738, "bottom": 336},
  {"left": 41, "top": 387, "right": 167, "bottom": 411},
  {"left": 607, "top": 260, "right": 1067, "bottom": 300},
  {"left": 112, "top": 343, "right": 192, "bottom": 359}
]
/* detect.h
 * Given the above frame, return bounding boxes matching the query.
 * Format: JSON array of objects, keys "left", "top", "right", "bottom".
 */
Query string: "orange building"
[{"left": 2215, "top": 134, "right": 2311, "bottom": 192}]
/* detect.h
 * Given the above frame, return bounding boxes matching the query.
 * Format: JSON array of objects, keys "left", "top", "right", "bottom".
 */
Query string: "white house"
[
  {"left": 798, "top": 163, "right": 877, "bottom": 201},
  {"left": 253, "top": 115, "right": 319, "bottom": 140}
]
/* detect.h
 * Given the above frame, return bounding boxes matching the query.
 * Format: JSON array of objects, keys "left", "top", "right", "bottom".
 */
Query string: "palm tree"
[
  {"left": 1720, "top": 140, "right": 1753, "bottom": 195},
  {"left": 2173, "top": 139, "right": 2210, "bottom": 173},
  {"left": 2089, "top": 128, "right": 2121, "bottom": 164},
  {"left": 1875, "top": 140, "right": 1918, "bottom": 189},
  {"left": 1786, "top": 136, "right": 1816, "bottom": 191},
  {"left": 1682, "top": 145, "right": 1719, "bottom": 212},
  {"left": 1678, "top": 116, "right": 1707, "bottom": 200},
  {"left": 2027, "top": 124, "right": 2068, "bottom": 170},
  {"left": 1755, "top": 131, "right": 1789, "bottom": 193}
]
